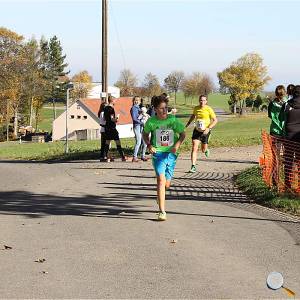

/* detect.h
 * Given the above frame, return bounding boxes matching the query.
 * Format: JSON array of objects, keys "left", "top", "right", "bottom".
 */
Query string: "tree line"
[
  {"left": 114, "top": 69, "right": 215, "bottom": 104},
  {"left": 115, "top": 52, "right": 271, "bottom": 116},
  {"left": 1, "top": 26, "right": 271, "bottom": 141}
]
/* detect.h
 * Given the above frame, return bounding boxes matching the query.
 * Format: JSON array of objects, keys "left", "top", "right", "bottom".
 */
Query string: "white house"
[
  {"left": 87, "top": 83, "right": 120, "bottom": 99},
  {"left": 52, "top": 97, "right": 134, "bottom": 141}
]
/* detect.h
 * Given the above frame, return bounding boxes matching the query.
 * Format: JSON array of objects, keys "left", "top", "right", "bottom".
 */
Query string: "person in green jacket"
[
  {"left": 267, "top": 85, "right": 287, "bottom": 186},
  {"left": 268, "top": 85, "right": 287, "bottom": 137}
]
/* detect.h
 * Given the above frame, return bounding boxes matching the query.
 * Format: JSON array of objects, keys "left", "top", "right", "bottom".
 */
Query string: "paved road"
[{"left": 0, "top": 145, "right": 299, "bottom": 299}]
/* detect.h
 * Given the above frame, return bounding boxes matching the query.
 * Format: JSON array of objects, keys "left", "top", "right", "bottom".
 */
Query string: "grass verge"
[{"left": 235, "top": 166, "right": 300, "bottom": 217}]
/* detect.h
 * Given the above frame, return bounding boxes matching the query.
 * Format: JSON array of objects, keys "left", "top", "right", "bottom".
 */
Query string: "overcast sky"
[{"left": 1, "top": 0, "right": 300, "bottom": 90}]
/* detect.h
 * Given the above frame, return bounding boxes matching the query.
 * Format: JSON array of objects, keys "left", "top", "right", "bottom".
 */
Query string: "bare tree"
[
  {"left": 181, "top": 72, "right": 213, "bottom": 104},
  {"left": 164, "top": 71, "right": 185, "bottom": 104},
  {"left": 143, "top": 73, "right": 162, "bottom": 99},
  {"left": 181, "top": 77, "right": 195, "bottom": 104},
  {"left": 114, "top": 69, "right": 138, "bottom": 96},
  {"left": 199, "top": 74, "right": 214, "bottom": 95}
]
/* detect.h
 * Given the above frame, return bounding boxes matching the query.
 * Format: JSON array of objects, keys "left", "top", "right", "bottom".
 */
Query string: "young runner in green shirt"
[{"left": 143, "top": 94, "right": 186, "bottom": 221}]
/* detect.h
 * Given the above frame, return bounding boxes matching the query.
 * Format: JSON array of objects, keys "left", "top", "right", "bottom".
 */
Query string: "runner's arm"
[
  {"left": 142, "top": 132, "right": 156, "bottom": 154},
  {"left": 185, "top": 114, "right": 195, "bottom": 128},
  {"left": 203, "top": 117, "right": 218, "bottom": 135},
  {"left": 171, "top": 132, "right": 186, "bottom": 154}
]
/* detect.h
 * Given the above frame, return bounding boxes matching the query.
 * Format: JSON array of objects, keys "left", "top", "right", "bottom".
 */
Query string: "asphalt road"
[{"left": 0, "top": 145, "right": 299, "bottom": 299}]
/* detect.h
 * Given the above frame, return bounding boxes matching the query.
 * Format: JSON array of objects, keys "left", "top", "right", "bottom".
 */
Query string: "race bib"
[
  {"left": 156, "top": 129, "right": 174, "bottom": 147},
  {"left": 196, "top": 119, "right": 206, "bottom": 130}
]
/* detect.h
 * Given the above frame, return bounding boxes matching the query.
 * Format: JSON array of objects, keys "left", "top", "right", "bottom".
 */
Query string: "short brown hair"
[
  {"left": 152, "top": 94, "right": 169, "bottom": 108},
  {"left": 199, "top": 94, "right": 207, "bottom": 101}
]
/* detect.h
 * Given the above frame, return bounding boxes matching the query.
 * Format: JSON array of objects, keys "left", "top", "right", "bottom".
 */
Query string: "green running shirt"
[{"left": 144, "top": 115, "right": 185, "bottom": 153}]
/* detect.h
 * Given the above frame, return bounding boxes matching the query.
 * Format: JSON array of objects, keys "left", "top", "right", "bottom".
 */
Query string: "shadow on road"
[
  {"left": 0, "top": 169, "right": 299, "bottom": 228},
  {"left": 0, "top": 190, "right": 152, "bottom": 219},
  {"left": 0, "top": 157, "right": 258, "bottom": 166},
  {"left": 0, "top": 190, "right": 298, "bottom": 225},
  {"left": 207, "top": 159, "right": 258, "bottom": 165}
]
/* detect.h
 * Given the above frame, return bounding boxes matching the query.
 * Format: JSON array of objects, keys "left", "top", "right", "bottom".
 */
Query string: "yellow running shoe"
[{"left": 157, "top": 211, "right": 167, "bottom": 221}]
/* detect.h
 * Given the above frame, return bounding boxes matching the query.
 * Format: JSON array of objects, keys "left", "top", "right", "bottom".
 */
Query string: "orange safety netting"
[{"left": 260, "top": 131, "right": 300, "bottom": 195}]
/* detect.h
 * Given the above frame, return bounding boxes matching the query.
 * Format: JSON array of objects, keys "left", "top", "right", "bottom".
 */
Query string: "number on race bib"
[
  {"left": 156, "top": 129, "right": 174, "bottom": 147},
  {"left": 196, "top": 119, "right": 206, "bottom": 130}
]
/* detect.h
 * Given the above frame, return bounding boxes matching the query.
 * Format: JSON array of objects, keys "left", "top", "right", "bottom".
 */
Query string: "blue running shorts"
[{"left": 152, "top": 152, "right": 178, "bottom": 180}]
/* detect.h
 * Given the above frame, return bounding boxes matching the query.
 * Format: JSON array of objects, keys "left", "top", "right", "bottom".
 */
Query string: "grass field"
[
  {"left": 0, "top": 113, "right": 270, "bottom": 160},
  {"left": 166, "top": 92, "right": 230, "bottom": 115},
  {"left": 37, "top": 106, "right": 64, "bottom": 133},
  {"left": 236, "top": 166, "right": 300, "bottom": 216},
  {"left": 208, "top": 113, "right": 269, "bottom": 147}
]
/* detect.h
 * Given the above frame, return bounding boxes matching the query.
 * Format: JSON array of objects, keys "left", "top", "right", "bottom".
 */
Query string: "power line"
[{"left": 109, "top": 1, "right": 127, "bottom": 70}]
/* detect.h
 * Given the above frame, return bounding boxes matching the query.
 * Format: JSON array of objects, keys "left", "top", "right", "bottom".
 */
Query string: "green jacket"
[{"left": 268, "top": 100, "right": 285, "bottom": 136}]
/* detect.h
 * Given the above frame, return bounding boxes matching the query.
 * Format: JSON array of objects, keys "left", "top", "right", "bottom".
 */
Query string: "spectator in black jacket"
[
  {"left": 283, "top": 85, "right": 300, "bottom": 142},
  {"left": 287, "top": 84, "right": 295, "bottom": 101},
  {"left": 281, "top": 85, "right": 300, "bottom": 189},
  {"left": 103, "top": 96, "right": 126, "bottom": 162}
]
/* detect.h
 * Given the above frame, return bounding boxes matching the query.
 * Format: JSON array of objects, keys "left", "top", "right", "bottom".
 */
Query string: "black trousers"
[{"left": 100, "top": 132, "right": 106, "bottom": 158}]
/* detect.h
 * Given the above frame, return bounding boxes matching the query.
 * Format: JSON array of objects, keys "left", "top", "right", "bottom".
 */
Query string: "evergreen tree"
[{"left": 41, "top": 35, "right": 69, "bottom": 119}]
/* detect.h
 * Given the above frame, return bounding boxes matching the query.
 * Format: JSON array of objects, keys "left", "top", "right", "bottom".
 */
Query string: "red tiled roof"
[
  {"left": 80, "top": 98, "right": 101, "bottom": 116},
  {"left": 80, "top": 97, "right": 133, "bottom": 125}
]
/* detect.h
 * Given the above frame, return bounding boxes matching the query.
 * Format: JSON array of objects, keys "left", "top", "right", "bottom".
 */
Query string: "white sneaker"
[{"left": 157, "top": 211, "right": 167, "bottom": 221}]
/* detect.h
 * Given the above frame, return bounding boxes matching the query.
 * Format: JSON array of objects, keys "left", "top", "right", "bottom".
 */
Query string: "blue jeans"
[{"left": 133, "top": 124, "right": 146, "bottom": 158}]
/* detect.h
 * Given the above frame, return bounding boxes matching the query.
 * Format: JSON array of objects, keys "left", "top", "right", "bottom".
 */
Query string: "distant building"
[
  {"left": 87, "top": 83, "right": 120, "bottom": 99},
  {"left": 52, "top": 97, "right": 134, "bottom": 141}
]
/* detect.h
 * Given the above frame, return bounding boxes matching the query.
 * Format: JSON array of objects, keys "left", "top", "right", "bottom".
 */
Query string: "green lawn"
[
  {"left": 36, "top": 106, "right": 64, "bottom": 133},
  {"left": 208, "top": 113, "right": 270, "bottom": 148},
  {"left": 0, "top": 113, "right": 270, "bottom": 160},
  {"left": 168, "top": 92, "right": 230, "bottom": 115},
  {"left": 236, "top": 166, "right": 300, "bottom": 216}
]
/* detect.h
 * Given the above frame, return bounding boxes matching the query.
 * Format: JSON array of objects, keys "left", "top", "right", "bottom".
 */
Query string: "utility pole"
[
  {"left": 102, "top": 0, "right": 108, "bottom": 104},
  {"left": 65, "top": 83, "right": 73, "bottom": 154}
]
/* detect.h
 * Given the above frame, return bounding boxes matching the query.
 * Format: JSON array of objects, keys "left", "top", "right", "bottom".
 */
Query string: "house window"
[
  {"left": 77, "top": 105, "right": 80, "bottom": 109},
  {"left": 70, "top": 115, "right": 75, "bottom": 119},
  {"left": 77, "top": 115, "right": 81, "bottom": 119},
  {"left": 83, "top": 116, "right": 87, "bottom": 119}
]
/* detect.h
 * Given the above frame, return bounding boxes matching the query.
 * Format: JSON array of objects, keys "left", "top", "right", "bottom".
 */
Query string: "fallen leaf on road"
[
  {"left": 4, "top": 245, "right": 12, "bottom": 250},
  {"left": 35, "top": 258, "right": 46, "bottom": 263},
  {"left": 170, "top": 239, "right": 178, "bottom": 244}
]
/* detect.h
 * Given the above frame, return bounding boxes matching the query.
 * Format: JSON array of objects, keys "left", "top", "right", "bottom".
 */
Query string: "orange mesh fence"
[{"left": 260, "top": 131, "right": 300, "bottom": 195}]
